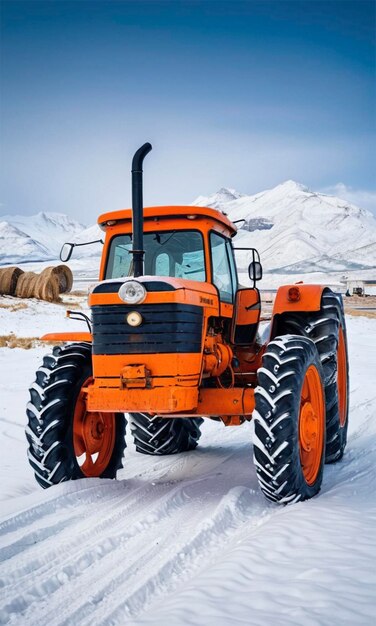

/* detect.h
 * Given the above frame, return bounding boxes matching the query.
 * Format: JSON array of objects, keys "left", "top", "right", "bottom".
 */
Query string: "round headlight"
[
  {"left": 126, "top": 311, "right": 143, "bottom": 327},
  {"left": 118, "top": 280, "right": 146, "bottom": 304}
]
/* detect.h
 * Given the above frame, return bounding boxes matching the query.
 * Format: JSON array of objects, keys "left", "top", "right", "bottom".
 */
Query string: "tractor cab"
[
  {"left": 97, "top": 204, "right": 262, "bottom": 348},
  {"left": 98, "top": 205, "right": 239, "bottom": 295}
]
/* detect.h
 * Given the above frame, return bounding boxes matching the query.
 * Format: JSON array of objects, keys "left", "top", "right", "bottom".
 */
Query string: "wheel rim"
[
  {"left": 73, "top": 377, "right": 116, "bottom": 477},
  {"left": 299, "top": 365, "right": 325, "bottom": 486},
  {"left": 337, "top": 326, "right": 348, "bottom": 427}
]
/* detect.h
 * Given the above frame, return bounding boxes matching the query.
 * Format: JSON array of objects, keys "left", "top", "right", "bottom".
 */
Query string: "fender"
[
  {"left": 41, "top": 332, "right": 92, "bottom": 343},
  {"left": 272, "top": 284, "right": 327, "bottom": 315}
]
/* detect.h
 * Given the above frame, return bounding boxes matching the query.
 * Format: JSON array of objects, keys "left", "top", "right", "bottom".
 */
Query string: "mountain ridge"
[
  {"left": 192, "top": 180, "right": 376, "bottom": 272},
  {"left": 1, "top": 181, "right": 375, "bottom": 271}
]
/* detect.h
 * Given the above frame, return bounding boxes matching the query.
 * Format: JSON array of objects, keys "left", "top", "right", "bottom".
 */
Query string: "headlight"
[
  {"left": 126, "top": 311, "right": 143, "bottom": 327},
  {"left": 118, "top": 280, "right": 146, "bottom": 304}
]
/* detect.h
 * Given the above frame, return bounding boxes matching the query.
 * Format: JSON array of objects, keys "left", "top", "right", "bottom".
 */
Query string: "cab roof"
[{"left": 98, "top": 205, "right": 237, "bottom": 235}]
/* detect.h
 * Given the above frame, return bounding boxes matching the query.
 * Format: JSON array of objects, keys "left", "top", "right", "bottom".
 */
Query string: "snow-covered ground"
[
  {"left": 0, "top": 294, "right": 89, "bottom": 339},
  {"left": 0, "top": 315, "right": 375, "bottom": 625}
]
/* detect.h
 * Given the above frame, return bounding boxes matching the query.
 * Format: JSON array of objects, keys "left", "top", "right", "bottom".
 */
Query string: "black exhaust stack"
[{"left": 131, "top": 142, "right": 152, "bottom": 277}]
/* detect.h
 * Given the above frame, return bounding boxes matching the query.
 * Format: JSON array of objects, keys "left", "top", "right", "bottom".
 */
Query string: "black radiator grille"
[{"left": 92, "top": 303, "right": 203, "bottom": 355}]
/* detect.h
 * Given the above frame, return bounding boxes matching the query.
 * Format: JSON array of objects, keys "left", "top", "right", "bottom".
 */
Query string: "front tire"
[
  {"left": 26, "top": 343, "right": 126, "bottom": 488},
  {"left": 253, "top": 335, "right": 326, "bottom": 504},
  {"left": 129, "top": 413, "right": 203, "bottom": 455}
]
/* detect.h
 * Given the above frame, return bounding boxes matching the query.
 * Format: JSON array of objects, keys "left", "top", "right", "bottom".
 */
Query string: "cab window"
[
  {"left": 226, "top": 239, "right": 238, "bottom": 292},
  {"left": 105, "top": 230, "right": 206, "bottom": 281},
  {"left": 210, "top": 232, "right": 235, "bottom": 303}
]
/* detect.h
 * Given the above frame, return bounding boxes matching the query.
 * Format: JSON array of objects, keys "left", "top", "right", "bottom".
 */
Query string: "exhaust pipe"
[{"left": 131, "top": 142, "right": 152, "bottom": 277}]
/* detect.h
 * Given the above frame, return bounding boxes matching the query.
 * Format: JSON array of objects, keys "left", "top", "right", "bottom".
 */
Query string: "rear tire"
[
  {"left": 129, "top": 413, "right": 203, "bottom": 455},
  {"left": 277, "top": 290, "right": 349, "bottom": 462},
  {"left": 253, "top": 335, "right": 326, "bottom": 504},
  {"left": 26, "top": 343, "right": 126, "bottom": 488}
]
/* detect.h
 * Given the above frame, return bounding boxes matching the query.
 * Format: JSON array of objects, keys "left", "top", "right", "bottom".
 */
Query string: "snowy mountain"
[
  {"left": 0, "top": 212, "right": 85, "bottom": 258},
  {"left": 1, "top": 182, "right": 375, "bottom": 272},
  {"left": 193, "top": 180, "right": 376, "bottom": 272},
  {"left": 0, "top": 221, "right": 52, "bottom": 264},
  {"left": 193, "top": 187, "right": 245, "bottom": 211}
]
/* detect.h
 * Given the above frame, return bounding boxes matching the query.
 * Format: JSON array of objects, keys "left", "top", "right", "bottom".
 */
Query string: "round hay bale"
[
  {"left": 41, "top": 265, "right": 73, "bottom": 294},
  {"left": 15, "top": 272, "right": 39, "bottom": 299},
  {"left": 0, "top": 267, "right": 24, "bottom": 295},
  {"left": 35, "top": 272, "right": 59, "bottom": 302}
]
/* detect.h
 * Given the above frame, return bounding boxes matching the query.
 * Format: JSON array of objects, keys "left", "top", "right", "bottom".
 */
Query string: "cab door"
[{"left": 210, "top": 232, "right": 237, "bottom": 304}]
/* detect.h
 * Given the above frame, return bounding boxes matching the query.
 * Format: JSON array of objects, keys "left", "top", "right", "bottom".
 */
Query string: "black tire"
[
  {"left": 26, "top": 343, "right": 126, "bottom": 488},
  {"left": 129, "top": 413, "right": 203, "bottom": 455},
  {"left": 276, "top": 290, "right": 349, "bottom": 462},
  {"left": 253, "top": 335, "right": 326, "bottom": 504}
]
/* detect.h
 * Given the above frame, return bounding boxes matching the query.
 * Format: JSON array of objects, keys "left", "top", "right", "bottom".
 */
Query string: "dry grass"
[
  {"left": 58, "top": 295, "right": 85, "bottom": 309},
  {"left": 0, "top": 335, "right": 68, "bottom": 349},
  {"left": 65, "top": 289, "right": 87, "bottom": 297},
  {"left": 344, "top": 295, "right": 376, "bottom": 318},
  {"left": 0, "top": 301, "right": 28, "bottom": 312},
  {"left": 58, "top": 301, "right": 82, "bottom": 309},
  {"left": 0, "top": 335, "right": 41, "bottom": 349},
  {"left": 345, "top": 309, "right": 376, "bottom": 319}
]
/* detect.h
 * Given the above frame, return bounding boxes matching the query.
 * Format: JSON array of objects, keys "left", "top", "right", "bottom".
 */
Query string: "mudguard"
[
  {"left": 40, "top": 332, "right": 92, "bottom": 343},
  {"left": 272, "top": 284, "right": 327, "bottom": 315}
]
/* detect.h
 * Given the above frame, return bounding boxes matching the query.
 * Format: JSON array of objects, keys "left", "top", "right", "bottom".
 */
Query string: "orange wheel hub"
[
  {"left": 73, "top": 377, "right": 116, "bottom": 477},
  {"left": 299, "top": 365, "right": 325, "bottom": 485},
  {"left": 337, "top": 326, "right": 348, "bottom": 427}
]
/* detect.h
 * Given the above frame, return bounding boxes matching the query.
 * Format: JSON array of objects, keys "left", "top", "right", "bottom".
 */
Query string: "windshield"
[{"left": 105, "top": 230, "right": 206, "bottom": 281}]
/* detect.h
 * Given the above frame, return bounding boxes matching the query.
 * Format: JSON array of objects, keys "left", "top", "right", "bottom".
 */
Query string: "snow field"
[
  {"left": 0, "top": 294, "right": 89, "bottom": 339},
  {"left": 0, "top": 316, "right": 375, "bottom": 625}
]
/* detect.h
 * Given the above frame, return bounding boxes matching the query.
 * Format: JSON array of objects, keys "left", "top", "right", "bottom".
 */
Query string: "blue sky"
[{"left": 1, "top": 0, "right": 375, "bottom": 223}]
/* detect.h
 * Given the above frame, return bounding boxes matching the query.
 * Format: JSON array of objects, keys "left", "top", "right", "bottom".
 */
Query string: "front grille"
[{"left": 92, "top": 303, "right": 203, "bottom": 355}]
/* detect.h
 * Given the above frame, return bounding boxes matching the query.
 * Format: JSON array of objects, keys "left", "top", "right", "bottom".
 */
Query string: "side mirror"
[
  {"left": 60, "top": 243, "right": 74, "bottom": 262},
  {"left": 248, "top": 260, "right": 262, "bottom": 283}
]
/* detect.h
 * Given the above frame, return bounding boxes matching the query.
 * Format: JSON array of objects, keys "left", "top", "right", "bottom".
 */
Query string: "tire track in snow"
[
  {"left": 0, "top": 481, "right": 120, "bottom": 536},
  {"left": 0, "top": 477, "right": 214, "bottom": 623},
  {"left": 0, "top": 445, "right": 269, "bottom": 626},
  {"left": 0, "top": 515, "right": 79, "bottom": 561},
  {"left": 0, "top": 478, "right": 180, "bottom": 588},
  {"left": 0, "top": 482, "right": 138, "bottom": 570},
  {"left": 36, "top": 485, "right": 270, "bottom": 626},
  {"left": 78, "top": 488, "right": 271, "bottom": 626}
]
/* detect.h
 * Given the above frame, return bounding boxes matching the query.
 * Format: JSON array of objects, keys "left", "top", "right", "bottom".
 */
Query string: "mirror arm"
[
  {"left": 66, "top": 310, "right": 92, "bottom": 332},
  {"left": 60, "top": 239, "right": 104, "bottom": 262},
  {"left": 69, "top": 239, "right": 104, "bottom": 248}
]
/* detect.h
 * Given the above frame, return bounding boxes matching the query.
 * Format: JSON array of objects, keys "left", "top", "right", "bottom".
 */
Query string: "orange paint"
[
  {"left": 85, "top": 381, "right": 255, "bottom": 418},
  {"left": 41, "top": 332, "right": 92, "bottom": 343},
  {"left": 337, "top": 325, "right": 348, "bottom": 427},
  {"left": 299, "top": 365, "right": 325, "bottom": 485},
  {"left": 73, "top": 377, "right": 116, "bottom": 476},
  {"left": 273, "top": 284, "right": 325, "bottom": 315}
]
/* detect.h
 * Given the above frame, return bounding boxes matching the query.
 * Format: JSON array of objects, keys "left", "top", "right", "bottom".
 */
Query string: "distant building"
[{"left": 345, "top": 280, "right": 376, "bottom": 296}]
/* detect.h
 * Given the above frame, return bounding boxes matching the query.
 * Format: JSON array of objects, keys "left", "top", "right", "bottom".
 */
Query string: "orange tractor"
[{"left": 26, "top": 143, "right": 349, "bottom": 504}]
